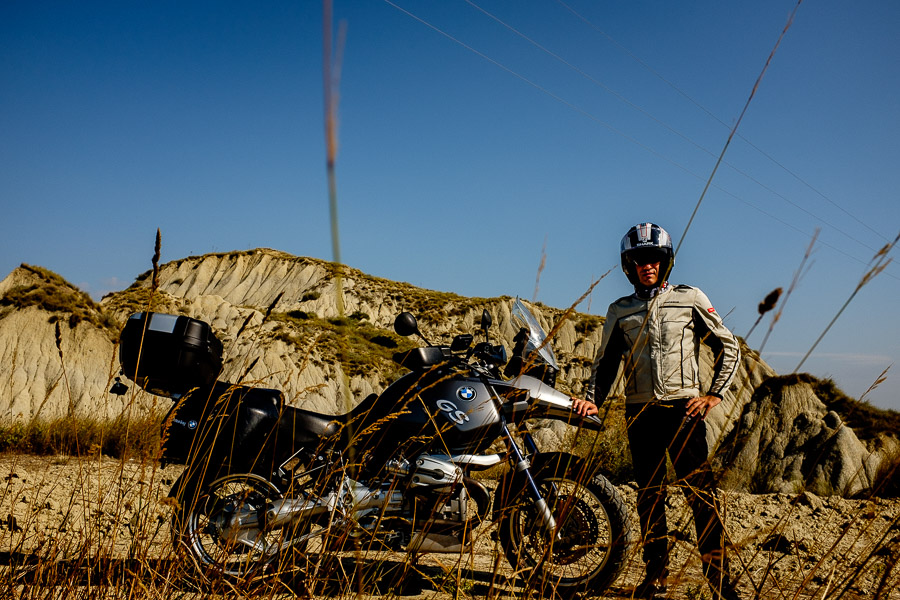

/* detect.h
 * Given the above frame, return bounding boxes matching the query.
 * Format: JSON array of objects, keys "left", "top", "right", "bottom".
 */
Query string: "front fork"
[{"left": 489, "top": 385, "right": 559, "bottom": 539}]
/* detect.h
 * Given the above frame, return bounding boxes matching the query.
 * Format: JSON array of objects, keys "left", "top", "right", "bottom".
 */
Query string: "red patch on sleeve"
[{"left": 708, "top": 307, "right": 716, "bottom": 313}]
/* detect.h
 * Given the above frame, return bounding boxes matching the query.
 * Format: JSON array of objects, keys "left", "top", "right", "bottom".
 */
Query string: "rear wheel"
[
  {"left": 497, "top": 455, "right": 631, "bottom": 598},
  {"left": 173, "top": 473, "right": 287, "bottom": 585}
]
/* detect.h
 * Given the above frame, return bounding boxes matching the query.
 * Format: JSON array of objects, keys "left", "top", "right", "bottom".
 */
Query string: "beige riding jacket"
[{"left": 585, "top": 284, "right": 740, "bottom": 405}]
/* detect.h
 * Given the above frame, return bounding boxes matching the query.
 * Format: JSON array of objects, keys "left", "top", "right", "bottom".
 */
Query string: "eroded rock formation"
[{"left": 1, "top": 249, "right": 896, "bottom": 496}]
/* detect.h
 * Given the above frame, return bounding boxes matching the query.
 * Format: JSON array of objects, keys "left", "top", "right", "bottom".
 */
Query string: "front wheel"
[{"left": 496, "top": 454, "right": 632, "bottom": 598}]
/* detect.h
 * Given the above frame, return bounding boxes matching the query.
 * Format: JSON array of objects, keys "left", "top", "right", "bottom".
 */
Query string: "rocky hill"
[{"left": 0, "top": 248, "right": 897, "bottom": 496}]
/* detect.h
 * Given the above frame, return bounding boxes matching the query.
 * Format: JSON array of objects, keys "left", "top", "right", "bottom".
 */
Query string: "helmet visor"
[{"left": 627, "top": 248, "right": 668, "bottom": 266}]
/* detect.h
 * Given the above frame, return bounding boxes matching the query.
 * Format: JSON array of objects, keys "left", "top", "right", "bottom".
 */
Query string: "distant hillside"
[
  {"left": 1, "top": 249, "right": 616, "bottom": 421},
  {"left": 1, "top": 248, "right": 896, "bottom": 495}
]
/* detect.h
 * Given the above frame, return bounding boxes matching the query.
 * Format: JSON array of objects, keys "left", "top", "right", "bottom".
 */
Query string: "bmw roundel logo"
[
  {"left": 457, "top": 386, "right": 477, "bottom": 401},
  {"left": 187, "top": 420, "right": 198, "bottom": 430}
]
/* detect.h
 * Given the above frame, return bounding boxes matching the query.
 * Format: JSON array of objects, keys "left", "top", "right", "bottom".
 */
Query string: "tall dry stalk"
[
  {"left": 150, "top": 228, "right": 161, "bottom": 293},
  {"left": 532, "top": 236, "right": 547, "bottom": 303},
  {"left": 323, "top": 0, "right": 352, "bottom": 412},
  {"left": 745, "top": 287, "right": 782, "bottom": 341},
  {"left": 858, "top": 364, "right": 892, "bottom": 404},
  {"left": 322, "top": 3, "right": 364, "bottom": 595},
  {"left": 54, "top": 321, "right": 74, "bottom": 420},
  {"left": 324, "top": 0, "right": 347, "bottom": 321},
  {"left": 229, "top": 290, "right": 284, "bottom": 385},
  {"left": 758, "top": 229, "right": 818, "bottom": 356},
  {"left": 117, "top": 229, "right": 166, "bottom": 469},
  {"left": 534, "top": 267, "right": 614, "bottom": 360},
  {"left": 676, "top": 0, "right": 803, "bottom": 255},
  {"left": 795, "top": 231, "right": 899, "bottom": 371}
]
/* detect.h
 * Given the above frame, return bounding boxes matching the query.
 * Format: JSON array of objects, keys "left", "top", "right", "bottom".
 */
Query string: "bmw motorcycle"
[{"left": 116, "top": 299, "right": 632, "bottom": 597}]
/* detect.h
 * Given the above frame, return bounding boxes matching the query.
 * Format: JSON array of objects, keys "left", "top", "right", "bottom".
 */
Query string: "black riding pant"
[{"left": 625, "top": 399, "right": 729, "bottom": 583}]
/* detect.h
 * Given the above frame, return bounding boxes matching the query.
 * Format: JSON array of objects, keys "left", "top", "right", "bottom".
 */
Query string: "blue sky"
[{"left": 2, "top": 1, "right": 899, "bottom": 410}]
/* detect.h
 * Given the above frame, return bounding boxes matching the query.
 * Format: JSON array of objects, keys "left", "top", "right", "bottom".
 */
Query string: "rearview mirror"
[{"left": 394, "top": 312, "right": 419, "bottom": 337}]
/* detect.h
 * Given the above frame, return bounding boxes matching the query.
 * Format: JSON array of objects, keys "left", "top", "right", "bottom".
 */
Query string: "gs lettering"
[{"left": 435, "top": 399, "right": 470, "bottom": 425}]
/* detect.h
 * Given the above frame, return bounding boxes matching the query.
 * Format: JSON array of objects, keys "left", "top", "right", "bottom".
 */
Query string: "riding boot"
[
  {"left": 708, "top": 579, "right": 741, "bottom": 600},
  {"left": 702, "top": 550, "right": 742, "bottom": 600}
]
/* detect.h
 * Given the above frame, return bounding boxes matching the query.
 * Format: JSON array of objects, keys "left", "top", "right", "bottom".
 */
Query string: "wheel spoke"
[{"left": 176, "top": 474, "right": 287, "bottom": 583}]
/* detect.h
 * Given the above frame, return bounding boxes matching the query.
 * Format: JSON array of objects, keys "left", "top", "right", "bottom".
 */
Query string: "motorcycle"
[{"left": 116, "top": 298, "right": 632, "bottom": 597}]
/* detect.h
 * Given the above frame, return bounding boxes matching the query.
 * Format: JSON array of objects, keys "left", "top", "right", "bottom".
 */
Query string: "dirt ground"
[{"left": 1, "top": 454, "right": 898, "bottom": 599}]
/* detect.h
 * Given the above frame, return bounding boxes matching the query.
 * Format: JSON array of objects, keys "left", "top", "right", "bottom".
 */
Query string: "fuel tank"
[{"left": 373, "top": 371, "right": 502, "bottom": 456}]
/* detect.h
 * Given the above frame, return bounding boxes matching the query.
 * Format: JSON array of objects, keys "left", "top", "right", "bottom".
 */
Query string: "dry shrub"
[
  {"left": 568, "top": 403, "right": 634, "bottom": 484},
  {"left": 871, "top": 447, "right": 900, "bottom": 498},
  {"left": 0, "top": 413, "right": 162, "bottom": 460}
]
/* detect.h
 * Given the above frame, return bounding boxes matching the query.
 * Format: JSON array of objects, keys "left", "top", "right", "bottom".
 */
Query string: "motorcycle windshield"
[{"left": 511, "top": 298, "right": 559, "bottom": 371}]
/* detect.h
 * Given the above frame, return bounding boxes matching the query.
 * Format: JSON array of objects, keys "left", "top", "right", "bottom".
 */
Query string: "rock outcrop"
[
  {"left": 1, "top": 251, "right": 612, "bottom": 419},
  {"left": 0, "top": 265, "right": 158, "bottom": 421},
  {"left": 715, "top": 374, "right": 898, "bottom": 496}
]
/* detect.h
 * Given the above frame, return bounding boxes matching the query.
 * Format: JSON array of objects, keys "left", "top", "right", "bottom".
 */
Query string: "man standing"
[{"left": 573, "top": 223, "right": 742, "bottom": 600}]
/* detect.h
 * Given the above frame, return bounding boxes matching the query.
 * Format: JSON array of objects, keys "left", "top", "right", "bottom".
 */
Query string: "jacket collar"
[{"left": 634, "top": 281, "right": 669, "bottom": 300}]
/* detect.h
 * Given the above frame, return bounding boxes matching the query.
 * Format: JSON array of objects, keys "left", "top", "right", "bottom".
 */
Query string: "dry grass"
[
  {"left": 2, "top": 233, "right": 899, "bottom": 599},
  {"left": 0, "top": 413, "right": 163, "bottom": 461},
  {"left": 1, "top": 451, "right": 898, "bottom": 600},
  {"left": 269, "top": 310, "right": 417, "bottom": 385},
  {"left": 567, "top": 404, "right": 634, "bottom": 484},
  {"left": 0, "top": 264, "right": 118, "bottom": 338},
  {"left": 1, "top": 288, "right": 899, "bottom": 599}
]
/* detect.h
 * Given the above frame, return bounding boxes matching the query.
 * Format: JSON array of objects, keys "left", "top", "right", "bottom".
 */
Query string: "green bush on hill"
[
  {"left": 0, "top": 264, "right": 117, "bottom": 335},
  {"left": 270, "top": 311, "right": 418, "bottom": 384}
]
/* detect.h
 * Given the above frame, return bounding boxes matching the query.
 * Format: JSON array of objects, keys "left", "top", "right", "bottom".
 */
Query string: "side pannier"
[{"left": 160, "top": 382, "right": 284, "bottom": 468}]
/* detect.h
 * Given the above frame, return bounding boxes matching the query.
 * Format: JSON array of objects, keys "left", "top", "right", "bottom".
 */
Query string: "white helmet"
[{"left": 620, "top": 223, "right": 674, "bottom": 287}]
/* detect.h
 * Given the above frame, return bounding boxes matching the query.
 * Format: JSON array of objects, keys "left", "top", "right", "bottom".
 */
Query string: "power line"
[
  {"left": 379, "top": 0, "right": 898, "bottom": 281},
  {"left": 676, "top": 0, "right": 802, "bottom": 256},
  {"left": 463, "top": 0, "right": 882, "bottom": 255},
  {"left": 465, "top": 0, "right": 878, "bottom": 252},
  {"left": 379, "top": 0, "right": 671, "bottom": 156},
  {"left": 554, "top": 0, "right": 892, "bottom": 244}
]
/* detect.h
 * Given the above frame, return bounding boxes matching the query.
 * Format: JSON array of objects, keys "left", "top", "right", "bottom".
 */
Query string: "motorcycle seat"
[
  {"left": 282, "top": 406, "right": 341, "bottom": 441},
  {"left": 282, "top": 393, "right": 382, "bottom": 447}
]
